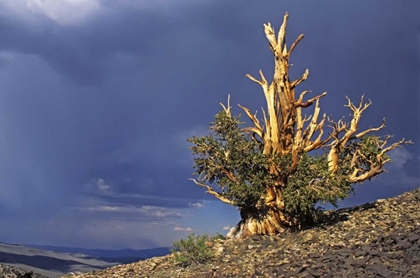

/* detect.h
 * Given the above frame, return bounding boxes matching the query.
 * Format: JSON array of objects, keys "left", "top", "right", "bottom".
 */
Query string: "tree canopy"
[{"left": 187, "top": 12, "right": 413, "bottom": 238}]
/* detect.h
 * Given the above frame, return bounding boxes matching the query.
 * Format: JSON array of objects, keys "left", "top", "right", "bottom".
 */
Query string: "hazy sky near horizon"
[{"left": 0, "top": 0, "right": 419, "bottom": 250}]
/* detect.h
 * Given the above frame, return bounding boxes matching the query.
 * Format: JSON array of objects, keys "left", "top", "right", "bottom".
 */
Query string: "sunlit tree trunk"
[
  {"left": 227, "top": 187, "right": 290, "bottom": 239},
  {"left": 190, "top": 12, "right": 412, "bottom": 239}
]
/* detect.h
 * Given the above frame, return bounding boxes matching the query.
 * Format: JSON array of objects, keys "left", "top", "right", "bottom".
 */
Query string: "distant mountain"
[
  {"left": 0, "top": 242, "right": 119, "bottom": 277},
  {"left": 0, "top": 242, "right": 172, "bottom": 277},
  {"left": 22, "top": 244, "right": 171, "bottom": 263}
]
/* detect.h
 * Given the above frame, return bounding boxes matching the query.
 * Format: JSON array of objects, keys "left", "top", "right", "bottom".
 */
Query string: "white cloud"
[
  {"left": 387, "top": 148, "right": 414, "bottom": 169},
  {"left": 96, "top": 179, "right": 111, "bottom": 192},
  {"left": 81, "top": 203, "right": 183, "bottom": 218},
  {"left": 76, "top": 200, "right": 185, "bottom": 222},
  {"left": 189, "top": 202, "right": 204, "bottom": 208},
  {"left": 83, "top": 178, "right": 116, "bottom": 195},
  {"left": 222, "top": 225, "right": 231, "bottom": 231},
  {"left": 141, "top": 205, "right": 183, "bottom": 218},
  {"left": 90, "top": 205, "right": 121, "bottom": 212},
  {"left": 378, "top": 148, "right": 420, "bottom": 189},
  {"left": 1, "top": 0, "right": 102, "bottom": 25},
  {"left": 174, "top": 226, "right": 194, "bottom": 232}
]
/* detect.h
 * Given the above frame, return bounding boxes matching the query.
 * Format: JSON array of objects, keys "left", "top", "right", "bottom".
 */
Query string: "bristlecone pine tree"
[{"left": 187, "top": 12, "right": 413, "bottom": 239}]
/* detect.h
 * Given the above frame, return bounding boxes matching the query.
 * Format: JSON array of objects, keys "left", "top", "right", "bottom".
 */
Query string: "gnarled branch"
[
  {"left": 238, "top": 104, "right": 264, "bottom": 139},
  {"left": 291, "top": 69, "right": 309, "bottom": 90},
  {"left": 346, "top": 137, "right": 413, "bottom": 183},
  {"left": 189, "top": 178, "right": 235, "bottom": 205},
  {"left": 294, "top": 92, "right": 327, "bottom": 108}
]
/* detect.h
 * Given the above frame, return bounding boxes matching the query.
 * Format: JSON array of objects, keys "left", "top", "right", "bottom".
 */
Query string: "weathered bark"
[
  {"left": 226, "top": 188, "right": 291, "bottom": 239},
  {"left": 226, "top": 186, "right": 314, "bottom": 239},
  {"left": 227, "top": 207, "right": 287, "bottom": 239},
  {"left": 242, "top": 12, "right": 328, "bottom": 175},
  {"left": 190, "top": 12, "right": 413, "bottom": 239}
]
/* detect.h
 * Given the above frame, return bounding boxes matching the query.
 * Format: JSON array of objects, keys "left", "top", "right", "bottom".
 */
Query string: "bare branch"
[
  {"left": 355, "top": 95, "right": 372, "bottom": 112},
  {"left": 246, "top": 73, "right": 265, "bottom": 86},
  {"left": 219, "top": 94, "right": 231, "bottom": 115},
  {"left": 295, "top": 92, "right": 327, "bottom": 108},
  {"left": 261, "top": 107, "right": 270, "bottom": 139},
  {"left": 294, "top": 107, "right": 303, "bottom": 146},
  {"left": 344, "top": 95, "right": 372, "bottom": 113},
  {"left": 263, "top": 22, "right": 277, "bottom": 54},
  {"left": 346, "top": 137, "right": 413, "bottom": 183},
  {"left": 242, "top": 127, "right": 264, "bottom": 141},
  {"left": 339, "top": 96, "right": 373, "bottom": 149},
  {"left": 277, "top": 12, "right": 290, "bottom": 56},
  {"left": 291, "top": 68, "right": 309, "bottom": 89},
  {"left": 288, "top": 34, "right": 304, "bottom": 57},
  {"left": 302, "top": 114, "right": 312, "bottom": 125},
  {"left": 380, "top": 135, "right": 393, "bottom": 149},
  {"left": 246, "top": 70, "right": 270, "bottom": 101},
  {"left": 238, "top": 104, "right": 264, "bottom": 134},
  {"left": 305, "top": 113, "right": 328, "bottom": 150},
  {"left": 189, "top": 178, "right": 235, "bottom": 205},
  {"left": 353, "top": 118, "right": 386, "bottom": 139},
  {"left": 294, "top": 90, "right": 311, "bottom": 106},
  {"left": 381, "top": 138, "right": 413, "bottom": 154},
  {"left": 302, "top": 99, "right": 321, "bottom": 142}
]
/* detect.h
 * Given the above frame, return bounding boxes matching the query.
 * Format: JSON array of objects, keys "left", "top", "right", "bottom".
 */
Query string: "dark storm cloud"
[
  {"left": 0, "top": 0, "right": 418, "bottom": 248},
  {"left": 0, "top": 2, "right": 186, "bottom": 85}
]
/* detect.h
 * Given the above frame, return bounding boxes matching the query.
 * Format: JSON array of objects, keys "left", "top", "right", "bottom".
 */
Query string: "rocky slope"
[
  {"left": 62, "top": 187, "right": 420, "bottom": 277},
  {"left": 0, "top": 264, "right": 50, "bottom": 278}
]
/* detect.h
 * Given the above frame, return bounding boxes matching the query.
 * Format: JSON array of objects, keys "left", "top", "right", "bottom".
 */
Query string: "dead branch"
[
  {"left": 291, "top": 69, "right": 309, "bottom": 89},
  {"left": 381, "top": 138, "right": 413, "bottom": 154},
  {"left": 353, "top": 118, "right": 386, "bottom": 139},
  {"left": 288, "top": 34, "right": 304, "bottom": 57},
  {"left": 189, "top": 178, "right": 235, "bottom": 205},
  {"left": 295, "top": 92, "right": 328, "bottom": 108},
  {"left": 277, "top": 12, "right": 289, "bottom": 56},
  {"left": 246, "top": 70, "right": 270, "bottom": 100},
  {"left": 264, "top": 22, "right": 278, "bottom": 54},
  {"left": 238, "top": 104, "right": 264, "bottom": 139},
  {"left": 220, "top": 94, "right": 232, "bottom": 115}
]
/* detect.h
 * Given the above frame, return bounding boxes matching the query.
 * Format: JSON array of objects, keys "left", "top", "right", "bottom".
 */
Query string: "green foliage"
[
  {"left": 188, "top": 110, "right": 270, "bottom": 207},
  {"left": 170, "top": 233, "right": 223, "bottom": 267},
  {"left": 340, "top": 135, "right": 391, "bottom": 178},
  {"left": 281, "top": 153, "right": 353, "bottom": 221},
  {"left": 188, "top": 108, "right": 394, "bottom": 225}
]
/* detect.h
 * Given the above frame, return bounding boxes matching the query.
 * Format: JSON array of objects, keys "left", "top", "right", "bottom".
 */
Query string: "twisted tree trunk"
[
  {"left": 190, "top": 12, "right": 412, "bottom": 240},
  {"left": 227, "top": 187, "right": 290, "bottom": 239}
]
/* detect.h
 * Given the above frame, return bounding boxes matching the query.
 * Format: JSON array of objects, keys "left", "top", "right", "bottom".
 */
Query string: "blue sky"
[{"left": 0, "top": 0, "right": 419, "bottom": 250}]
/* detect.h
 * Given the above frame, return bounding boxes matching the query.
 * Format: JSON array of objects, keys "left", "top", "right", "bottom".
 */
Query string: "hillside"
[
  {"left": 0, "top": 243, "right": 171, "bottom": 277},
  {"left": 0, "top": 243, "right": 118, "bottom": 278},
  {"left": 61, "top": 187, "right": 420, "bottom": 277}
]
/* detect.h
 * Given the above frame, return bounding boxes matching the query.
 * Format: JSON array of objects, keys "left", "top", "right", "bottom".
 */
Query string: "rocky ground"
[
  {"left": 59, "top": 188, "right": 420, "bottom": 277},
  {"left": 0, "top": 264, "right": 51, "bottom": 278}
]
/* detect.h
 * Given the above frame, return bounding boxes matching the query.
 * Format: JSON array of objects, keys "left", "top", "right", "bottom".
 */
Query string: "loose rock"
[{"left": 62, "top": 187, "right": 420, "bottom": 278}]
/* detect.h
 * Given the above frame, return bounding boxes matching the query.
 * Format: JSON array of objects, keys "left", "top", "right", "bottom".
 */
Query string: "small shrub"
[{"left": 171, "top": 233, "right": 220, "bottom": 267}]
